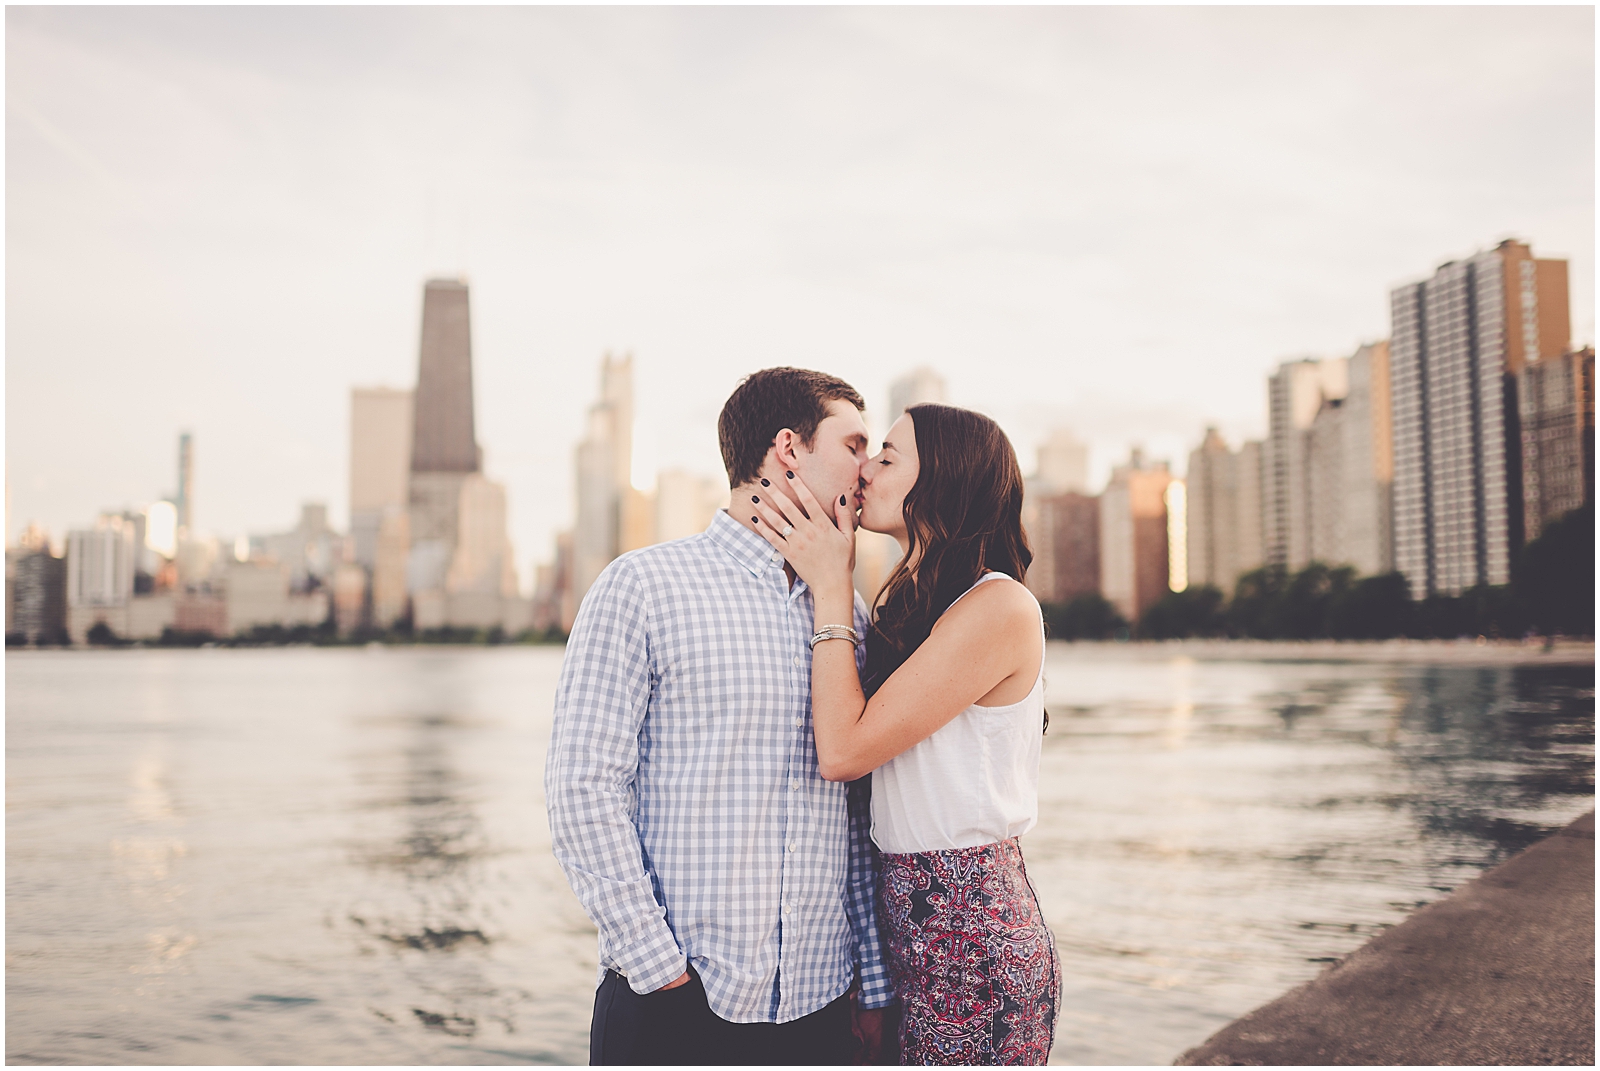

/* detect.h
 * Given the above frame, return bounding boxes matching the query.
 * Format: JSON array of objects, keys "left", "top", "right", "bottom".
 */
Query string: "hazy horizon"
[{"left": 7, "top": 7, "right": 1593, "bottom": 581}]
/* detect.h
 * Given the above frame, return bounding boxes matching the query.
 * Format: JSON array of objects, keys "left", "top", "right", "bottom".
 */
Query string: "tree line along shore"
[
  {"left": 1051, "top": 502, "right": 1592, "bottom": 643},
  {"left": 11, "top": 503, "right": 1590, "bottom": 650}
]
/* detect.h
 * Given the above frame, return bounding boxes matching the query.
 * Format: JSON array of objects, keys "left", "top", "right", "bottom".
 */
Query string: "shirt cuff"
[
  {"left": 856, "top": 958, "right": 895, "bottom": 1009},
  {"left": 614, "top": 925, "right": 688, "bottom": 995}
]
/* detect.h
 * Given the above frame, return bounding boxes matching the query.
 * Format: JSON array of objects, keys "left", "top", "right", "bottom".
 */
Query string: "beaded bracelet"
[{"left": 808, "top": 625, "right": 859, "bottom": 650}]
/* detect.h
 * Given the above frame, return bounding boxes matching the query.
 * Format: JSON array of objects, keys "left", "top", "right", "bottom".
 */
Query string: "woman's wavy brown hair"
[{"left": 863, "top": 403, "right": 1032, "bottom": 695}]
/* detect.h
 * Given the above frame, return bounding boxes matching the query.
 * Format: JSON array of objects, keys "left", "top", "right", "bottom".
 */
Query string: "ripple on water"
[{"left": 4, "top": 647, "right": 1592, "bottom": 1065}]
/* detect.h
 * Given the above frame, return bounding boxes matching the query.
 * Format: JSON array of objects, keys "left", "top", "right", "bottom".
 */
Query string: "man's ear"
[{"left": 771, "top": 429, "right": 802, "bottom": 471}]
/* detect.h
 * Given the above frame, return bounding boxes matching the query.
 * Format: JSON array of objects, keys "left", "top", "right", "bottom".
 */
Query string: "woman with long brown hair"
[{"left": 749, "top": 403, "right": 1060, "bottom": 1066}]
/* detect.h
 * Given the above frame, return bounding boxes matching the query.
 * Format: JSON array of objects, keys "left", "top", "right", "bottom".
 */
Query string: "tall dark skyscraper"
[
  {"left": 403, "top": 276, "right": 520, "bottom": 629},
  {"left": 410, "top": 279, "right": 479, "bottom": 474},
  {"left": 1389, "top": 239, "right": 1570, "bottom": 598}
]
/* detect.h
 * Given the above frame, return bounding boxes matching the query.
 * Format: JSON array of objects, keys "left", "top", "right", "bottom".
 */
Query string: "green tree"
[
  {"left": 1275, "top": 563, "right": 1355, "bottom": 639},
  {"left": 1226, "top": 564, "right": 1288, "bottom": 638},
  {"left": 1327, "top": 572, "right": 1411, "bottom": 638},
  {"left": 1138, "top": 585, "right": 1225, "bottom": 639},
  {"left": 1043, "top": 593, "right": 1127, "bottom": 641},
  {"left": 1514, "top": 502, "right": 1595, "bottom": 637},
  {"left": 85, "top": 621, "right": 127, "bottom": 647}
]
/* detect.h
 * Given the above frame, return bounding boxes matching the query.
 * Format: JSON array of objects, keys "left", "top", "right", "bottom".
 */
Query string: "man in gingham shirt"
[{"left": 547, "top": 368, "right": 893, "bottom": 1064}]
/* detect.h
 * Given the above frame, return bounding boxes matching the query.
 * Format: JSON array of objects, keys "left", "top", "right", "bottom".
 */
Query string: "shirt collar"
[{"left": 706, "top": 508, "right": 783, "bottom": 578}]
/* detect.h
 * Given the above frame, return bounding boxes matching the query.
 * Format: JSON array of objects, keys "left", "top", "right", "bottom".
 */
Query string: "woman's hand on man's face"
[{"left": 748, "top": 470, "right": 857, "bottom": 592}]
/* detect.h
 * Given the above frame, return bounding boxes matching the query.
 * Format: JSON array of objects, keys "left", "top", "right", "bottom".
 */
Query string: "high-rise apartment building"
[
  {"left": 350, "top": 387, "right": 413, "bottom": 627},
  {"left": 351, "top": 388, "right": 413, "bottom": 562},
  {"left": 571, "top": 353, "right": 637, "bottom": 621},
  {"left": 1518, "top": 346, "right": 1595, "bottom": 542},
  {"left": 1034, "top": 428, "right": 1090, "bottom": 495},
  {"left": 1389, "top": 239, "right": 1571, "bottom": 597},
  {"left": 1020, "top": 427, "right": 1095, "bottom": 604},
  {"left": 13, "top": 550, "right": 66, "bottom": 644},
  {"left": 67, "top": 515, "right": 138, "bottom": 609},
  {"left": 655, "top": 469, "right": 728, "bottom": 544},
  {"left": 1185, "top": 429, "right": 1264, "bottom": 593},
  {"left": 1099, "top": 448, "right": 1173, "bottom": 623},
  {"left": 1304, "top": 342, "right": 1394, "bottom": 576},
  {"left": 1265, "top": 357, "right": 1349, "bottom": 570},
  {"left": 253, "top": 503, "right": 341, "bottom": 594},
  {"left": 530, "top": 530, "right": 576, "bottom": 635},
  {"left": 888, "top": 367, "right": 947, "bottom": 419},
  {"left": 1025, "top": 492, "right": 1100, "bottom": 604}
]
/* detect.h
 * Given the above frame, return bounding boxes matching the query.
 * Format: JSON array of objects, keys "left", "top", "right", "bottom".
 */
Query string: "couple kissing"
[{"left": 547, "top": 366, "right": 1059, "bottom": 1066}]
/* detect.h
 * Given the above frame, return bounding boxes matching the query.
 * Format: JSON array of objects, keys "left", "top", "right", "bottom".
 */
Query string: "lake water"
[{"left": 6, "top": 644, "right": 1593, "bottom": 1065}]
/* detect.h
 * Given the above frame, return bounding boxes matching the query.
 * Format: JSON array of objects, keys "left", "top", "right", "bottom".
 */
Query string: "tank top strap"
[{"left": 944, "top": 570, "right": 1011, "bottom": 614}]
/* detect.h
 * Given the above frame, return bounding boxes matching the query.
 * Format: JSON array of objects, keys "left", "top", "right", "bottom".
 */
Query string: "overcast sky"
[{"left": 7, "top": 6, "right": 1593, "bottom": 584}]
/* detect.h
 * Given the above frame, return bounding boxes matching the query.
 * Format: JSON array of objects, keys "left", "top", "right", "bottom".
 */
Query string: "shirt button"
[
  {"left": 792, "top": 655, "right": 801, "bottom": 667},
  {"left": 794, "top": 717, "right": 804, "bottom": 728},
  {"left": 790, "top": 778, "right": 800, "bottom": 790},
  {"left": 787, "top": 842, "right": 797, "bottom": 852},
  {"left": 783, "top": 903, "right": 792, "bottom": 915}
]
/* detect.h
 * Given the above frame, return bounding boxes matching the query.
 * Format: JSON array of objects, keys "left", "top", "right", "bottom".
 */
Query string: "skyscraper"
[
  {"left": 888, "top": 367, "right": 947, "bottom": 419},
  {"left": 403, "top": 278, "right": 525, "bottom": 631},
  {"left": 176, "top": 432, "right": 194, "bottom": 534},
  {"left": 571, "top": 353, "right": 636, "bottom": 621},
  {"left": 1024, "top": 491, "right": 1100, "bottom": 604},
  {"left": 1020, "top": 427, "right": 1096, "bottom": 605},
  {"left": 350, "top": 386, "right": 413, "bottom": 627},
  {"left": 1034, "top": 428, "right": 1090, "bottom": 495},
  {"left": 1389, "top": 239, "right": 1571, "bottom": 597},
  {"left": 1264, "top": 357, "right": 1349, "bottom": 569},
  {"left": 409, "top": 279, "right": 479, "bottom": 597},
  {"left": 411, "top": 280, "right": 479, "bottom": 475},
  {"left": 1099, "top": 448, "right": 1173, "bottom": 623},
  {"left": 1518, "top": 346, "right": 1594, "bottom": 543},
  {"left": 1185, "top": 428, "right": 1264, "bottom": 593},
  {"left": 655, "top": 469, "right": 728, "bottom": 544},
  {"left": 1304, "top": 342, "right": 1394, "bottom": 576}
]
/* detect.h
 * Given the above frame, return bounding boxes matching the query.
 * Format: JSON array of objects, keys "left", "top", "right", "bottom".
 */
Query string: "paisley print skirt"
[{"left": 878, "top": 838, "right": 1060, "bottom": 1066}]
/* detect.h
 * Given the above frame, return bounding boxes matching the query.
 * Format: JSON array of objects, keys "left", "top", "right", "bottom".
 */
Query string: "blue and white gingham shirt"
[{"left": 545, "top": 509, "right": 892, "bottom": 1024}]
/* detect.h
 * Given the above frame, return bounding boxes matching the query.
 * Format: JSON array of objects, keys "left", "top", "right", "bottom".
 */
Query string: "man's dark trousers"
[{"left": 590, "top": 968, "right": 855, "bottom": 1065}]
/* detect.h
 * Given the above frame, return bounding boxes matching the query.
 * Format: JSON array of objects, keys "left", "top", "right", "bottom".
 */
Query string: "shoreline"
[
  {"left": 6, "top": 637, "right": 1594, "bottom": 665},
  {"left": 1047, "top": 637, "right": 1595, "bottom": 666},
  {"left": 1176, "top": 810, "right": 1596, "bottom": 1065}
]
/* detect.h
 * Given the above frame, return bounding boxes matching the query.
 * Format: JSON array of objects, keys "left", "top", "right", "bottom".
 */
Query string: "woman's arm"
[
  {"left": 750, "top": 474, "right": 1039, "bottom": 782},
  {"left": 809, "top": 578, "right": 1037, "bottom": 781}
]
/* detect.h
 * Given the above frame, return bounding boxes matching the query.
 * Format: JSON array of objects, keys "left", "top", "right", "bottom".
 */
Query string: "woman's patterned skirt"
[{"left": 878, "top": 838, "right": 1060, "bottom": 1065}]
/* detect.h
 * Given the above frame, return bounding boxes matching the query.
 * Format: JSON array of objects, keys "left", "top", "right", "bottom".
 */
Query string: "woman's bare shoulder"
[{"left": 934, "top": 575, "right": 1039, "bottom": 636}]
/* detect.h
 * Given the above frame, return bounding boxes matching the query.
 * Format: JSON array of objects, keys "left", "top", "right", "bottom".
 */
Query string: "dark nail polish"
[
  {"left": 760, "top": 478, "right": 770, "bottom": 487},
  {"left": 841, "top": 495, "right": 847, "bottom": 505},
  {"left": 786, "top": 470, "right": 794, "bottom": 478},
  {"left": 751, "top": 516, "right": 761, "bottom": 525},
  {"left": 752, "top": 495, "right": 760, "bottom": 503}
]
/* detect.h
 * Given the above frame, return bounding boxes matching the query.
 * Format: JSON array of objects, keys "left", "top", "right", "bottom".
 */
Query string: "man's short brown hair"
[{"left": 717, "top": 367, "right": 865, "bottom": 488}]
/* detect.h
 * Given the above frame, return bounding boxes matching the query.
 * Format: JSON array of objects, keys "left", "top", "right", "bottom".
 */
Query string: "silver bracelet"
[{"left": 809, "top": 627, "right": 859, "bottom": 650}]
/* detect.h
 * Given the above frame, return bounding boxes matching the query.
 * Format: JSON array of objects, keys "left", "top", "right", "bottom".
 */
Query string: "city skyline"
[{"left": 6, "top": 7, "right": 1593, "bottom": 568}]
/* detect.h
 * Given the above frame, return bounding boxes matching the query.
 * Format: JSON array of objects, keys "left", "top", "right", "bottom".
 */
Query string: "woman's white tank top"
[{"left": 870, "top": 572, "right": 1046, "bottom": 855}]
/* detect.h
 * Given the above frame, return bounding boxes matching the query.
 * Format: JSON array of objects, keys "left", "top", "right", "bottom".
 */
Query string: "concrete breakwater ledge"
[{"left": 1176, "top": 810, "right": 1595, "bottom": 1066}]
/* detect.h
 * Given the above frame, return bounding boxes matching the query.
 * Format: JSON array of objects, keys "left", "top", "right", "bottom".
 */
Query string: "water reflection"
[
  {"left": 1031, "top": 651, "right": 1592, "bottom": 1065},
  {"left": 343, "top": 670, "right": 531, "bottom": 1047},
  {"left": 1394, "top": 665, "right": 1594, "bottom": 865},
  {"left": 5, "top": 648, "right": 1590, "bottom": 1066}
]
